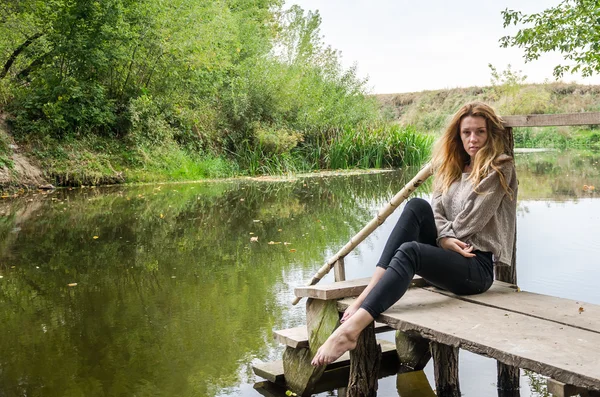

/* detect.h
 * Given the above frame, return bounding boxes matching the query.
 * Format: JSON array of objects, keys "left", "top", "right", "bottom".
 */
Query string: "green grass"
[
  {"left": 513, "top": 126, "right": 600, "bottom": 149},
  {"left": 327, "top": 124, "right": 433, "bottom": 169}
]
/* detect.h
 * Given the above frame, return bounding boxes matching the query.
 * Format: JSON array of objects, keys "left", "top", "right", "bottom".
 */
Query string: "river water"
[{"left": 0, "top": 149, "right": 598, "bottom": 397}]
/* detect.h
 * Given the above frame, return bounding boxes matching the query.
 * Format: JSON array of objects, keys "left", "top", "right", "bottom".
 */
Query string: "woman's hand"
[
  {"left": 439, "top": 237, "right": 476, "bottom": 258},
  {"left": 340, "top": 302, "right": 360, "bottom": 323}
]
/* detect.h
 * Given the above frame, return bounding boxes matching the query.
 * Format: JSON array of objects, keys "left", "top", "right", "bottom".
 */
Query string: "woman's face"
[{"left": 460, "top": 115, "right": 488, "bottom": 160}]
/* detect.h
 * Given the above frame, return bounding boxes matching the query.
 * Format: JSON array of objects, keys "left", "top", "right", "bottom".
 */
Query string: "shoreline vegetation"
[{"left": 0, "top": 3, "right": 599, "bottom": 190}]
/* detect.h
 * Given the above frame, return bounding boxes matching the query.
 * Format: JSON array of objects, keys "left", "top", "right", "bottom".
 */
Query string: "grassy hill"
[{"left": 377, "top": 82, "right": 600, "bottom": 148}]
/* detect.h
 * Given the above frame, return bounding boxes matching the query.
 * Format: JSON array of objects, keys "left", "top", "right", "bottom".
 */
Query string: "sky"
[{"left": 284, "top": 0, "right": 600, "bottom": 94}]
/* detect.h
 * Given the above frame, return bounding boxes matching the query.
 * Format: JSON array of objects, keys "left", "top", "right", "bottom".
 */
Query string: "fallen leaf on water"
[
  {"left": 250, "top": 236, "right": 259, "bottom": 242},
  {"left": 68, "top": 283, "right": 77, "bottom": 287},
  {"left": 93, "top": 236, "right": 99, "bottom": 239},
  {"left": 289, "top": 249, "right": 296, "bottom": 252},
  {"left": 579, "top": 306, "right": 585, "bottom": 314}
]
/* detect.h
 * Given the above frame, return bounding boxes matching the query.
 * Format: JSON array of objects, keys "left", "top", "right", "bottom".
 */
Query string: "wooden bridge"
[{"left": 253, "top": 112, "right": 600, "bottom": 397}]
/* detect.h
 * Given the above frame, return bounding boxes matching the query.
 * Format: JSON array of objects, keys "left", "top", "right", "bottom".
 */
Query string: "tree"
[{"left": 500, "top": 0, "right": 600, "bottom": 78}]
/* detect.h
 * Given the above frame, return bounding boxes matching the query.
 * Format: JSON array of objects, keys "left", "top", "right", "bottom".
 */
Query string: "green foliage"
[
  {"left": 0, "top": 0, "right": 390, "bottom": 180},
  {"left": 327, "top": 124, "right": 433, "bottom": 169},
  {"left": 514, "top": 126, "right": 600, "bottom": 149},
  {"left": 501, "top": 1, "right": 600, "bottom": 78},
  {"left": 487, "top": 64, "right": 551, "bottom": 115}
]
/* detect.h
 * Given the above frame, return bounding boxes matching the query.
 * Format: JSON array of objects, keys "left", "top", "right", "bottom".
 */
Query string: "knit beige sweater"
[{"left": 431, "top": 156, "right": 518, "bottom": 267}]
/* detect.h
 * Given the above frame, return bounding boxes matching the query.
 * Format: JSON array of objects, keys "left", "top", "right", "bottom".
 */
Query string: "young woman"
[{"left": 311, "top": 102, "right": 518, "bottom": 366}]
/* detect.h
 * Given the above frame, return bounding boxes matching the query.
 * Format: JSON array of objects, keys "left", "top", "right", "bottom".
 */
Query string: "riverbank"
[
  {"left": 0, "top": 115, "right": 431, "bottom": 191},
  {"left": 4, "top": 81, "right": 600, "bottom": 191}
]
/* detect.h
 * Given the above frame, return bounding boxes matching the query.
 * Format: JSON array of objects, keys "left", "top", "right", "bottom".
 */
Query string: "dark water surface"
[{"left": 0, "top": 150, "right": 598, "bottom": 397}]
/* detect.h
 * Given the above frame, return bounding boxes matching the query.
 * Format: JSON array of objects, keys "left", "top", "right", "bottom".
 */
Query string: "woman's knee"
[
  {"left": 404, "top": 197, "right": 431, "bottom": 215},
  {"left": 391, "top": 241, "right": 420, "bottom": 273}
]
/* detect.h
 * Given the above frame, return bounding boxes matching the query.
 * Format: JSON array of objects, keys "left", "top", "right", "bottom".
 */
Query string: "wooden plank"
[
  {"left": 337, "top": 288, "right": 600, "bottom": 390},
  {"left": 295, "top": 276, "right": 427, "bottom": 300},
  {"left": 425, "top": 282, "right": 600, "bottom": 335},
  {"left": 253, "top": 339, "right": 397, "bottom": 383},
  {"left": 274, "top": 322, "right": 393, "bottom": 348},
  {"left": 503, "top": 112, "right": 600, "bottom": 127}
]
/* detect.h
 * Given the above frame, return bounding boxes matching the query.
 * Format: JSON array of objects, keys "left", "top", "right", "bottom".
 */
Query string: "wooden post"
[
  {"left": 347, "top": 322, "right": 381, "bottom": 397},
  {"left": 494, "top": 125, "right": 521, "bottom": 396},
  {"left": 334, "top": 257, "right": 346, "bottom": 282},
  {"left": 395, "top": 330, "right": 431, "bottom": 372},
  {"left": 431, "top": 342, "right": 460, "bottom": 397},
  {"left": 282, "top": 298, "right": 340, "bottom": 395},
  {"left": 546, "top": 379, "right": 600, "bottom": 397}
]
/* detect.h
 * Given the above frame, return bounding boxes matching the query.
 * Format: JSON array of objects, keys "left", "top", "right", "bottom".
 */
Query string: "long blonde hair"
[{"left": 431, "top": 102, "right": 513, "bottom": 198}]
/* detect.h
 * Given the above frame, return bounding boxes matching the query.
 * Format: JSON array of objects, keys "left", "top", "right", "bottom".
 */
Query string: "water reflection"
[{"left": 0, "top": 149, "right": 598, "bottom": 397}]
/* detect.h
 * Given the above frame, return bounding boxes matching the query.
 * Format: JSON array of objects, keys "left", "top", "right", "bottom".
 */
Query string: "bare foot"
[{"left": 311, "top": 327, "right": 358, "bottom": 366}]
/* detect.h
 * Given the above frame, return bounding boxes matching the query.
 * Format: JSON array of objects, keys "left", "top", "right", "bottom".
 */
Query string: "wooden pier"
[{"left": 252, "top": 112, "right": 600, "bottom": 397}]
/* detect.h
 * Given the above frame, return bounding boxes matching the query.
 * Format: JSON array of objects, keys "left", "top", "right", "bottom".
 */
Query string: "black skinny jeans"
[{"left": 360, "top": 198, "right": 494, "bottom": 319}]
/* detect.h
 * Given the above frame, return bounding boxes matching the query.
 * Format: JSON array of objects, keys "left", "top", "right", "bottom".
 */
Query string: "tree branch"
[{"left": 0, "top": 32, "right": 43, "bottom": 79}]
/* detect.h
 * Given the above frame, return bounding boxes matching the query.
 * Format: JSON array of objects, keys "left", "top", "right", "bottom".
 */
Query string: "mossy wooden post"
[
  {"left": 395, "top": 330, "right": 431, "bottom": 372},
  {"left": 496, "top": 125, "right": 520, "bottom": 396},
  {"left": 347, "top": 322, "right": 380, "bottom": 397},
  {"left": 282, "top": 298, "right": 339, "bottom": 395},
  {"left": 431, "top": 342, "right": 460, "bottom": 397}
]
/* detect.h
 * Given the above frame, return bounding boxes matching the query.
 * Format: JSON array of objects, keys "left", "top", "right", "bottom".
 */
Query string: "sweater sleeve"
[
  {"left": 436, "top": 161, "right": 515, "bottom": 243},
  {"left": 432, "top": 192, "right": 456, "bottom": 244}
]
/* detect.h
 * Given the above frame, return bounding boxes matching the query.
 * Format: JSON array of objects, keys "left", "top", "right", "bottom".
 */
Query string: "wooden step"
[
  {"left": 294, "top": 276, "right": 427, "bottom": 300},
  {"left": 274, "top": 322, "right": 394, "bottom": 348},
  {"left": 253, "top": 339, "right": 397, "bottom": 384}
]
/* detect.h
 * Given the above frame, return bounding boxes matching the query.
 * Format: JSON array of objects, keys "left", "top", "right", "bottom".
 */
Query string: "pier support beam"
[
  {"left": 347, "top": 321, "right": 380, "bottom": 397},
  {"left": 431, "top": 342, "right": 460, "bottom": 397},
  {"left": 547, "top": 379, "right": 600, "bottom": 397},
  {"left": 282, "top": 298, "right": 339, "bottom": 395}
]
